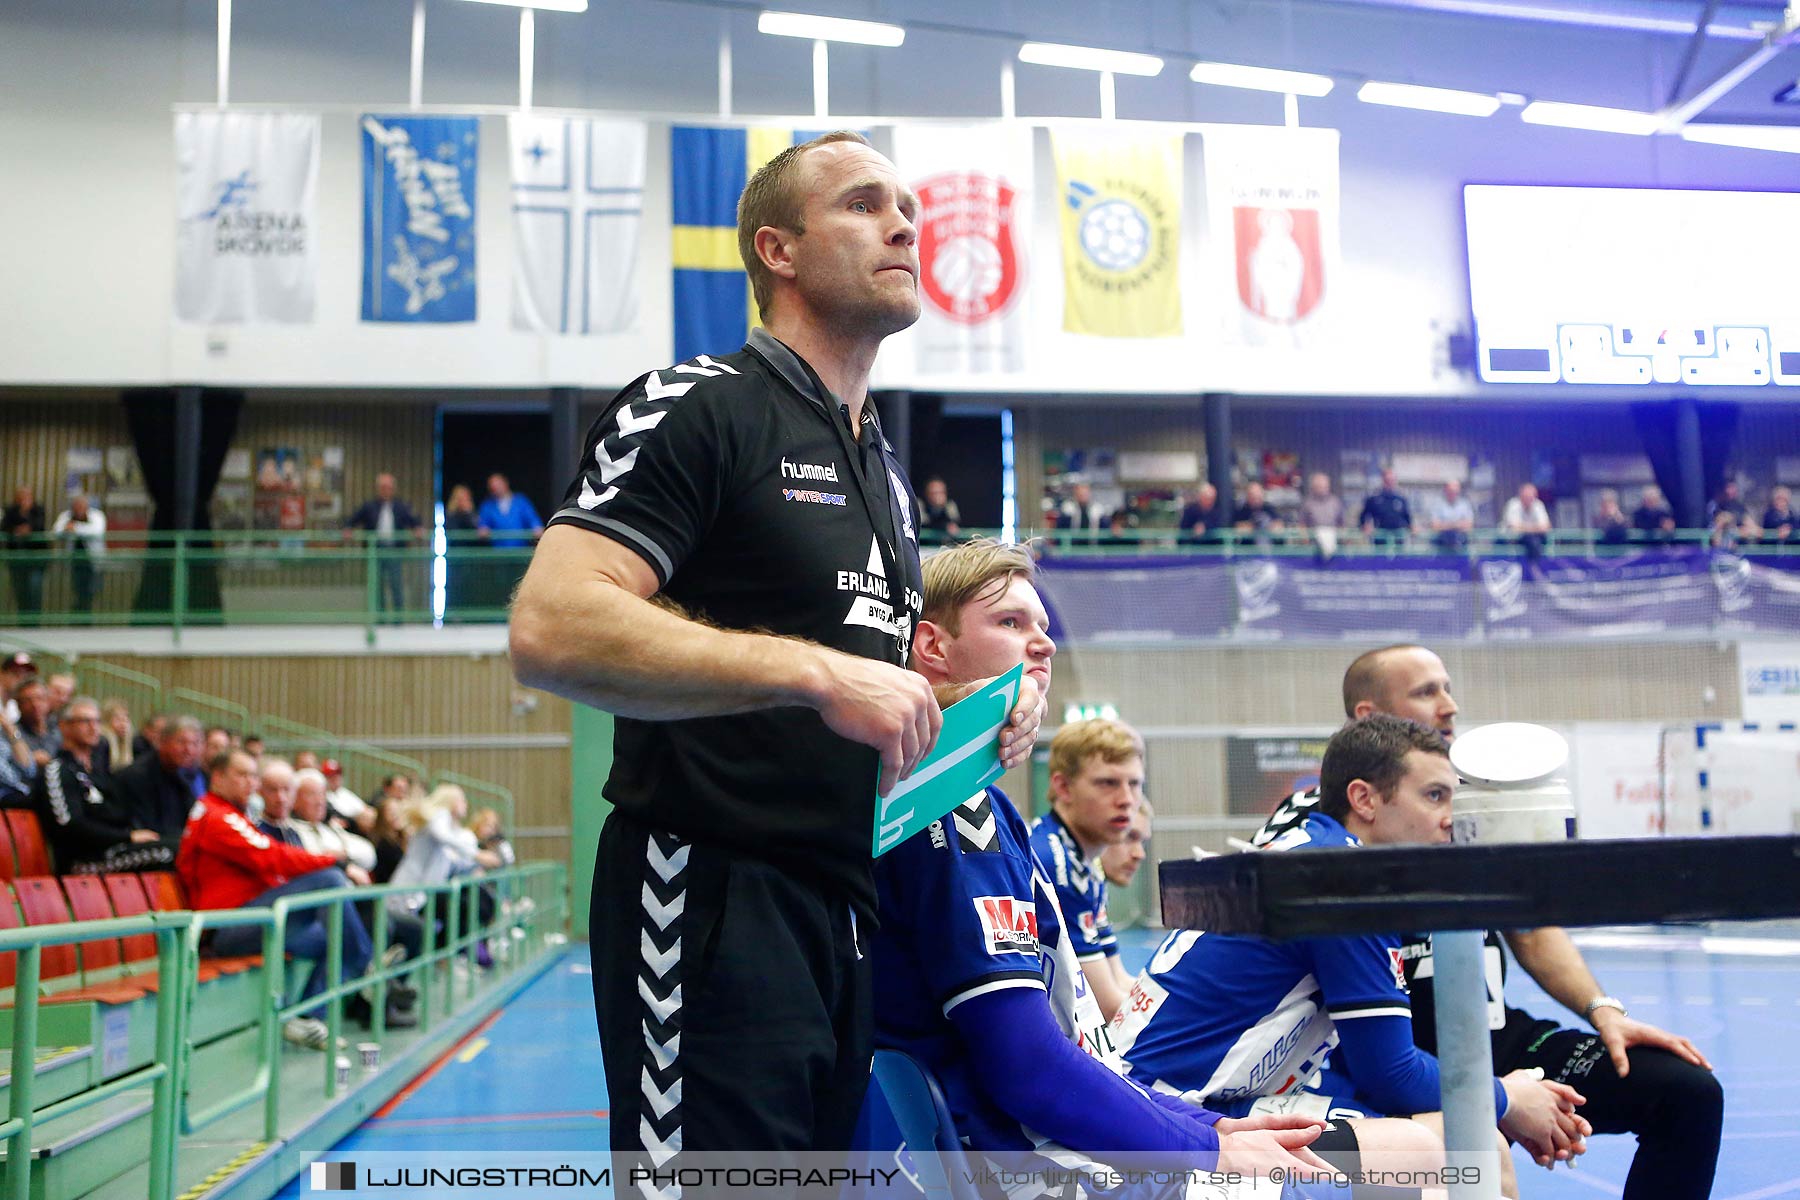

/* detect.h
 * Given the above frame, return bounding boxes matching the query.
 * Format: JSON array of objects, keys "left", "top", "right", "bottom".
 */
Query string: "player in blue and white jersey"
[
  {"left": 1029, "top": 719, "right": 1144, "bottom": 1022},
  {"left": 872, "top": 539, "right": 1333, "bottom": 1197},
  {"left": 1112, "top": 716, "right": 1593, "bottom": 1196},
  {"left": 1249, "top": 645, "right": 1722, "bottom": 1199}
]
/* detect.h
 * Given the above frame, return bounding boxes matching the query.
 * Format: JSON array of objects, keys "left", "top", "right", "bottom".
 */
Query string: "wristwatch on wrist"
[{"left": 1583, "top": 995, "right": 1627, "bottom": 1021}]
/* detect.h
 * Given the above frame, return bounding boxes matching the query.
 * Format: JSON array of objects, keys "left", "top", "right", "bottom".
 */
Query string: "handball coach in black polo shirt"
[{"left": 511, "top": 132, "right": 1046, "bottom": 1159}]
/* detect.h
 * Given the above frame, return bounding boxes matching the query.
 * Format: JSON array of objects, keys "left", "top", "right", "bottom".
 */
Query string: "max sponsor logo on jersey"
[
  {"left": 1387, "top": 947, "right": 1409, "bottom": 993},
  {"left": 1078, "top": 906, "right": 1109, "bottom": 942},
  {"left": 974, "top": 896, "right": 1039, "bottom": 956}
]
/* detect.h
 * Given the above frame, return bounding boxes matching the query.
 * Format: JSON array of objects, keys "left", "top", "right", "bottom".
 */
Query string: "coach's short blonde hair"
[
  {"left": 1049, "top": 719, "right": 1144, "bottom": 783},
  {"left": 920, "top": 538, "right": 1038, "bottom": 636},
  {"left": 737, "top": 130, "right": 871, "bottom": 320}
]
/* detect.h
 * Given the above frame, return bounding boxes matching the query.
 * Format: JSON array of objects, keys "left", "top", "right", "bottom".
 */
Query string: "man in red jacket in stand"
[{"left": 178, "top": 749, "right": 376, "bottom": 1050}]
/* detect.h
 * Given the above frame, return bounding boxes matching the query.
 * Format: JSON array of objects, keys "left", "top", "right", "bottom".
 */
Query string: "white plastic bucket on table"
[{"left": 1448, "top": 722, "right": 1577, "bottom": 844}]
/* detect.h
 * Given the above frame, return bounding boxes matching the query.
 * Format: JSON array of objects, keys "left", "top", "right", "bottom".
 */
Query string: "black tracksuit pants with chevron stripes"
[{"left": 591, "top": 810, "right": 873, "bottom": 1161}]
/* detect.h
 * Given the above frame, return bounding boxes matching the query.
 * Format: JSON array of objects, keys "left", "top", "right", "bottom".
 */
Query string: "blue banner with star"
[{"left": 361, "top": 114, "right": 478, "bottom": 323}]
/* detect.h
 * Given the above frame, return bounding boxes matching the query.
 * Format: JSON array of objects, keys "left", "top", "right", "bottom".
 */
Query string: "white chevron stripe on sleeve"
[{"left": 616, "top": 400, "right": 670, "bottom": 437}]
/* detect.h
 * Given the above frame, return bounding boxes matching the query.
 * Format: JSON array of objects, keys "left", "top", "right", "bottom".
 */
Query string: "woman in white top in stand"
[{"left": 390, "top": 784, "right": 497, "bottom": 964}]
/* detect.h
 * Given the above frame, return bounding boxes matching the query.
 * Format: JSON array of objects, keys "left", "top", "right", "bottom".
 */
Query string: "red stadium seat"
[
  {"left": 60, "top": 876, "right": 124, "bottom": 974},
  {"left": 140, "top": 872, "right": 186, "bottom": 912},
  {"left": 0, "top": 815, "right": 17, "bottom": 882},
  {"left": 0, "top": 882, "right": 19, "bottom": 991},
  {"left": 10, "top": 876, "right": 144, "bottom": 1004},
  {"left": 101, "top": 874, "right": 158, "bottom": 965},
  {"left": 11, "top": 876, "right": 81, "bottom": 983},
  {"left": 5, "top": 811, "right": 51, "bottom": 877},
  {"left": 137, "top": 872, "right": 258, "bottom": 974}
]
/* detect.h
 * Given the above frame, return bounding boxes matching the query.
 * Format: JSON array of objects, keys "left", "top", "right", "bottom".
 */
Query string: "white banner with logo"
[
  {"left": 1569, "top": 723, "right": 1666, "bottom": 839},
  {"left": 1200, "top": 125, "right": 1339, "bottom": 349},
  {"left": 174, "top": 111, "right": 319, "bottom": 324},
  {"left": 891, "top": 123, "right": 1031, "bottom": 374},
  {"left": 1738, "top": 639, "right": 1800, "bottom": 723}
]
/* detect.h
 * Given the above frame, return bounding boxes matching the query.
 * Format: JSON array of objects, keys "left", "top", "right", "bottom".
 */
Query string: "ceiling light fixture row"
[{"left": 460, "top": 4, "right": 1797, "bottom": 153}]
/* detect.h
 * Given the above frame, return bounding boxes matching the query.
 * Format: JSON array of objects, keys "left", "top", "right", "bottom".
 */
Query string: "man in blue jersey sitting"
[
  {"left": 1030, "top": 718, "right": 1146, "bottom": 1023},
  {"left": 1111, "top": 716, "right": 1593, "bottom": 1199},
  {"left": 873, "top": 538, "right": 1352, "bottom": 1198}
]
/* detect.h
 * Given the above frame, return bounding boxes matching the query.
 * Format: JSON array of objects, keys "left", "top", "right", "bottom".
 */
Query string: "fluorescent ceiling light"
[
  {"left": 1189, "top": 61, "right": 1333, "bottom": 97},
  {"left": 1681, "top": 124, "right": 1800, "bottom": 154},
  {"left": 1519, "top": 101, "right": 1660, "bottom": 135},
  {"left": 452, "top": 0, "right": 588, "bottom": 11},
  {"left": 1357, "top": 80, "right": 1501, "bottom": 117},
  {"left": 1017, "top": 41, "right": 1164, "bottom": 77},
  {"left": 758, "top": 11, "right": 904, "bottom": 47}
]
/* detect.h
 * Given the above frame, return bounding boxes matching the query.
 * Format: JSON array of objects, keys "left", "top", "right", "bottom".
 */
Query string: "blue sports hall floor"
[{"left": 280, "top": 924, "right": 1800, "bottom": 1199}]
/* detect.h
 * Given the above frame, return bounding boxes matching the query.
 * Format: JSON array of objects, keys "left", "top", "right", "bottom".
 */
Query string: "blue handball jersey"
[
  {"left": 1110, "top": 813, "right": 1413, "bottom": 1106},
  {"left": 1028, "top": 810, "right": 1117, "bottom": 962},
  {"left": 872, "top": 787, "right": 1122, "bottom": 1154}
]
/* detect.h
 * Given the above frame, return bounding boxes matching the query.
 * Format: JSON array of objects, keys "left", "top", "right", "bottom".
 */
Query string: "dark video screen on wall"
[{"left": 1464, "top": 184, "right": 1800, "bottom": 388}]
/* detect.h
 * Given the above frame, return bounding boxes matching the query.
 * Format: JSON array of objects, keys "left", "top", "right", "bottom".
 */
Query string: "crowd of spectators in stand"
[
  {"left": 1029, "top": 468, "right": 1800, "bottom": 556},
  {"left": 0, "top": 653, "right": 518, "bottom": 1051}
]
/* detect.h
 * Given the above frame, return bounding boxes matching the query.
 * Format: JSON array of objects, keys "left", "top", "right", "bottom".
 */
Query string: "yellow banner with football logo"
[{"left": 1053, "top": 129, "right": 1183, "bottom": 338}]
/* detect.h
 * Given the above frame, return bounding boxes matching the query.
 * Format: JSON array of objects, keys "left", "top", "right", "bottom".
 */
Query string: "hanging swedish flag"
[{"left": 669, "top": 126, "right": 847, "bottom": 363}]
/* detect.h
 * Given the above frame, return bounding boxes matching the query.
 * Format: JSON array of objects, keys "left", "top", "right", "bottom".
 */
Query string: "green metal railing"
[
  {"left": 0, "top": 531, "right": 532, "bottom": 639},
  {"left": 9, "top": 526, "right": 1797, "bottom": 632},
  {"left": 169, "top": 688, "right": 255, "bottom": 740},
  {"left": 1, "top": 863, "right": 567, "bottom": 1200},
  {"left": 1016, "top": 526, "right": 1735, "bottom": 557},
  {"left": 78, "top": 661, "right": 164, "bottom": 725},
  {"left": 0, "top": 913, "right": 189, "bottom": 1200},
  {"left": 258, "top": 717, "right": 342, "bottom": 764}
]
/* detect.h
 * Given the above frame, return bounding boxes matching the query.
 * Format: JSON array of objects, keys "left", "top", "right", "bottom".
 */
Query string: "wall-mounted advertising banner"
[
  {"left": 1035, "top": 551, "right": 1800, "bottom": 644},
  {"left": 892, "top": 123, "right": 1032, "bottom": 374},
  {"left": 1052, "top": 128, "right": 1183, "bottom": 339},
  {"left": 1226, "top": 735, "right": 1332, "bottom": 818},
  {"left": 174, "top": 112, "right": 319, "bottom": 324},
  {"left": 1202, "top": 125, "right": 1340, "bottom": 347},
  {"left": 508, "top": 115, "right": 647, "bottom": 335},
  {"left": 361, "top": 114, "right": 478, "bottom": 323},
  {"left": 1738, "top": 638, "right": 1800, "bottom": 723}
]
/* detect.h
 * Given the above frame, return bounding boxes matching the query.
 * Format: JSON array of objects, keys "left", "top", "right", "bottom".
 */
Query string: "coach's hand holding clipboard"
[{"left": 873, "top": 663, "right": 1034, "bottom": 857}]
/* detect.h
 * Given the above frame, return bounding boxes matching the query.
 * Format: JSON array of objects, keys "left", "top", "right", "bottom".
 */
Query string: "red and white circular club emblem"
[{"left": 915, "top": 172, "right": 1022, "bottom": 326}]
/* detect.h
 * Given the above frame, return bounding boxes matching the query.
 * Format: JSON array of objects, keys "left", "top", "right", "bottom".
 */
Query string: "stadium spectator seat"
[
  {"left": 6, "top": 810, "right": 52, "bottom": 877},
  {"left": 66, "top": 875, "right": 223, "bottom": 987},
  {"left": 0, "top": 882, "right": 18, "bottom": 993},
  {"left": 141, "top": 871, "right": 185, "bottom": 913},
  {"left": 871, "top": 1049, "right": 978, "bottom": 1200},
  {"left": 9, "top": 875, "right": 144, "bottom": 1004},
  {"left": 137, "top": 870, "right": 259, "bottom": 975},
  {"left": 101, "top": 873, "right": 159, "bottom": 965},
  {"left": 59, "top": 875, "right": 124, "bottom": 977}
]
